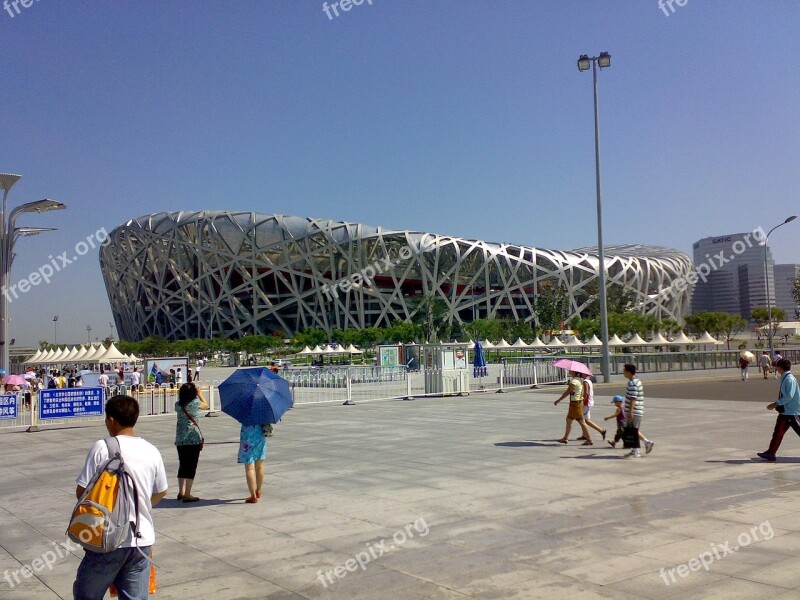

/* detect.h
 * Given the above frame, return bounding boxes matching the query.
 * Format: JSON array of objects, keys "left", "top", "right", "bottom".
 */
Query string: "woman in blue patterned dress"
[
  {"left": 175, "top": 382, "right": 209, "bottom": 503},
  {"left": 238, "top": 423, "right": 270, "bottom": 503}
]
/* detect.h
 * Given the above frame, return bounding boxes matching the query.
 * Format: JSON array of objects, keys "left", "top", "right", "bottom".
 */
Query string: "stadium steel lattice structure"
[{"left": 100, "top": 211, "right": 694, "bottom": 341}]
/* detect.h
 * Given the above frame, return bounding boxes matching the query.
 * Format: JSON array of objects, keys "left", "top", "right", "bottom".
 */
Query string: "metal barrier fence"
[
  {"left": 0, "top": 383, "right": 219, "bottom": 432},
  {"left": 4, "top": 350, "right": 797, "bottom": 427}
]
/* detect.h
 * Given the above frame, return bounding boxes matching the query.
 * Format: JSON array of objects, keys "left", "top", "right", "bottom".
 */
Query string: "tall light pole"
[
  {"left": 578, "top": 52, "right": 612, "bottom": 382},
  {"left": 0, "top": 173, "right": 66, "bottom": 374},
  {"left": 86, "top": 324, "right": 92, "bottom": 344},
  {"left": 763, "top": 215, "right": 797, "bottom": 361},
  {"left": 53, "top": 315, "right": 58, "bottom": 344}
]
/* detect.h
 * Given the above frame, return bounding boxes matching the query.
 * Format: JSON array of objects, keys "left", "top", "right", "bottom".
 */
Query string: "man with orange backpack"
[{"left": 72, "top": 395, "right": 168, "bottom": 599}]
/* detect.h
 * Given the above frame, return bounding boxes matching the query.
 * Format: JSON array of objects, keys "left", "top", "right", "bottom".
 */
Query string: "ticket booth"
[{"left": 421, "top": 343, "right": 470, "bottom": 395}]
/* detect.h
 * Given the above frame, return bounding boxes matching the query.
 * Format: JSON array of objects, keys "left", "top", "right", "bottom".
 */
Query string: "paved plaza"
[{"left": 3, "top": 374, "right": 800, "bottom": 599}]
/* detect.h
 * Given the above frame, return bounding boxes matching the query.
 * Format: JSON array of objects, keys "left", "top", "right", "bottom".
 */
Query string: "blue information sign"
[
  {"left": 0, "top": 394, "right": 17, "bottom": 420},
  {"left": 40, "top": 387, "right": 104, "bottom": 420}
]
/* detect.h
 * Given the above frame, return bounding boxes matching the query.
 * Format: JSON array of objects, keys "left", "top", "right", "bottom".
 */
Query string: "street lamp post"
[
  {"left": 0, "top": 173, "right": 66, "bottom": 374},
  {"left": 53, "top": 315, "right": 58, "bottom": 344},
  {"left": 763, "top": 215, "right": 797, "bottom": 361},
  {"left": 578, "top": 52, "right": 612, "bottom": 383}
]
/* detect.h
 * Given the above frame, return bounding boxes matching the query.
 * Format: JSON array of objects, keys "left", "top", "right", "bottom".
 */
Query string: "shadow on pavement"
[
  {"left": 494, "top": 441, "right": 559, "bottom": 447},
  {"left": 158, "top": 498, "right": 245, "bottom": 509},
  {"left": 707, "top": 457, "right": 800, "bottom": 464}
]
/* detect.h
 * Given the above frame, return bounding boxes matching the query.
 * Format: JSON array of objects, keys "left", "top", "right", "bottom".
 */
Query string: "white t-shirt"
[
  {"left": 76, "top": 436, "right": 168, "bottom": 547},
  {"left": 176, "top": 370, "right": 183, "bottom": 384},
  {"left": 131, "top": 371, "right": 141, "bottom": 386},
  {"left": 583, "top": 378, "right": 594, "bottom": 407}
]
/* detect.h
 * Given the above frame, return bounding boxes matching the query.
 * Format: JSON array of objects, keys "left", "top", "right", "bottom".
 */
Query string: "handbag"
[
  {"left": 181, "top": 405, "right": 204, "bottom": 451},
  {"left": 622, "top": 424, "right": 640, "bottom": 448}
]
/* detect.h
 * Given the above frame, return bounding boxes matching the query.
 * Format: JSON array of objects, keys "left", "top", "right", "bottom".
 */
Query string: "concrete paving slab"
[{"left": 2, "top": 378, "right": 800, "bottom": 598}]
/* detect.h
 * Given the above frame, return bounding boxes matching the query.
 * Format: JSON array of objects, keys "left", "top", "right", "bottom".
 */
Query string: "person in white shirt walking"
[
  {"left": 623, "top": 364, "right": 654, "bottom": 458},
  {"left": 576, "top": 373, "right": 607, "bottom": 441},
  {"left": 73, "top": 395, "right": 168, "bottom": 599}
]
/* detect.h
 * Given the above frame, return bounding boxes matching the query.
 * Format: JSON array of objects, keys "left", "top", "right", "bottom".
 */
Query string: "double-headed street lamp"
[
  {"left": 763, "top": 215, "right": 797, "bottom": 361},
  {"left": 577, "top": 52, "right": 612, "bottom": 383},
  {"left": 0, "top": 173, "right": 66, "bottom": 374}
]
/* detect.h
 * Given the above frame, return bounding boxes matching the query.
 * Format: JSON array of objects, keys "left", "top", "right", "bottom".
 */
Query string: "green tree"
[
  {"left": 789, "top": 273, "right": 800, "bottom": 319},
  {"left": 581, "top": 283, "right": 638, "bottom": 318},
  {"left": 533, "top": 283, "right": 569, "bottom": 335},
  {"left": 238, "top": 334, "right": 270, "bottom": 355},
  {"left": 137, "top": 336, "right": 171, "bottom": 356},
  {"left": 384, "top": 321, "right": 422, "bottom": 343},
  {"left": 684, "top": 311, "right": 747, "bottom": 348},
  {"left": 291, "top": 328, "right": 327, "bottom": 349},
  {"left": 411, "top": 293, "right": 449, "bottom": 342},
  {"left": 752, "top": 307, "right": 786, "bottom": 340}
]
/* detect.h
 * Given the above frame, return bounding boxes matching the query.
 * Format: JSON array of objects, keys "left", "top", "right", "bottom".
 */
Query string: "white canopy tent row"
[
  {"left": 23, "top": 343, "right": 140, "bottom": 365},
  {"left": 295, "top": 344, "right": 364, "bottom": 356},
  {"left": 467, "top": 331, "right": 722, "bottom": 349}
]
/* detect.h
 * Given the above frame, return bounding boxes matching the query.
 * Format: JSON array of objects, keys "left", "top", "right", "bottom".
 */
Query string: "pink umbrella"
[
  {"left": 551, "top": 359, "right": 592, "bottom": 376},
  {"left": 3, "top": 374, "right": 27, "bottom": 386}
]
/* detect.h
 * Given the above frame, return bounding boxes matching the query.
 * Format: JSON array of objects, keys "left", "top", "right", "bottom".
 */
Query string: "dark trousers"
[
  {"left": 767, "top": 414, "right": 800, "bottom": 455},
  {"left": 176, "top": 444, "right": 202, "bottom": 479}
]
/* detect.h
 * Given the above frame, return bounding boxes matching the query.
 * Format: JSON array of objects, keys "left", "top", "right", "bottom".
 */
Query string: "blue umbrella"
[
  {"left": 473, "top": 342, "right": 487, "bottom": 378},
  {"left": 218, "top": 367, "right": 293, "bottom": 425}
]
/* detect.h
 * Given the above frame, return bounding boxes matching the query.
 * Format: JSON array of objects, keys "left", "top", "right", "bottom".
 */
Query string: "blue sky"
[{"left": 1, "top": 1, "right": 798, "bottom": 346}]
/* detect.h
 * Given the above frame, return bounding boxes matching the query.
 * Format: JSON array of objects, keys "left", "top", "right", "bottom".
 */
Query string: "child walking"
[{"left": 605, "top": 395, "right": 625, "bottom": 448}]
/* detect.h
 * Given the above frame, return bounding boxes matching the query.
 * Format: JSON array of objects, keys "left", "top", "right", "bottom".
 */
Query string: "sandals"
[
  {"left": 601, "top": 430, "right": 607, "bottom": 440},
  {"left": 557, "top": 438, "right": 568, "bottom": 444},
  {"left": 245, "top": 496, "right": 259, "bottom": 504},
  {"left": 182, "top": 495, "right": 200, "bottom": 503},
  {"left": 581, "top": 440, "right": 593, "bottom": 446}
]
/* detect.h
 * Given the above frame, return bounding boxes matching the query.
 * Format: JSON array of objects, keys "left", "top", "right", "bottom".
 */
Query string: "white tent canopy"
[
  {"left": 494, "top": 338, "right": 511, "bottom": 348},
  {"left": 81, "top": 345, "right": 101, "bottom": 362},
  {"left": 511, "top": 337, "right": 530, "bottom": 348},
  {"left": 35, "top": 349, "right": 54, "bottom": 363},
  {"left": 626, "top": 333, "right": 649, "bottom": 346},
  {"left": 50, "top": 347, "right": 69, "bottom": 362},
  {"left": 547, "top": 337, "right": 565, "bottom": 347},
  {"left": 650, "top": 332, "right": 671, "bottom": 345},
  {"left": 670, "top": 331, "right": 694, "bottom": 345},
  {"left": 529, "top": 337, "right": 547, "bottom": 348},
  {"left": 69, "top": 346, "right": 90, "bottom": 363},
  {"left": 696, "top": 331, "right": 723, "bottom": 345},
  {"left": 564, "top": 335, "right": 585, "bottom": 348},
  {"left": 608, "top": 334, "right": 626, "bottom": 347},
  {"left": 23, "top": 350, "right": 42, "bottom": 364},
  {"left": 97, "top": 343, "right": 129, "bottom": 362},
  {"left": 345, "top": 344, "right": 363, "bottom": 354},
  {"left": 585, "top": 335, "right": 603, "bottom": 347},
  {"left": 61, "top": 346, "right": 80, "bottom": 362},
  {"left": 480, "top": 339, "right": 495, "bottom": 349}
]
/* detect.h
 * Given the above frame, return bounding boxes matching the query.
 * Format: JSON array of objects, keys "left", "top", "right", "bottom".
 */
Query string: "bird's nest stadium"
[{"left": 100, "top": 212, "right": 693, "bottom": 341}]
